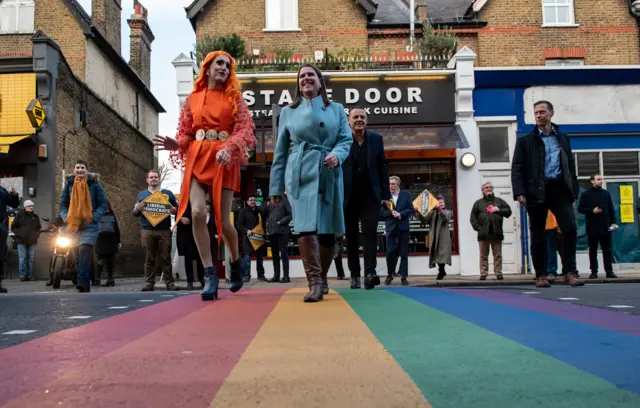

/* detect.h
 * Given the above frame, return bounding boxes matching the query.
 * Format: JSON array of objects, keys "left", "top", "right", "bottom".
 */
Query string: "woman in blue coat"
[{"left": 269, "top": 64, "right": 353, "bottom": 302}]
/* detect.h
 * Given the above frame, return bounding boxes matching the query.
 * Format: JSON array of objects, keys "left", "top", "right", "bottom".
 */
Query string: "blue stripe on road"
[{"left": 387, "top": 287, "right": 640, "bottom": 396}]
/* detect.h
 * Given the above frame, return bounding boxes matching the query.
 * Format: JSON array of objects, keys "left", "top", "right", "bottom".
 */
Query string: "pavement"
[{"left": 1, "top": 282, "right": 639, "bottom": 407}]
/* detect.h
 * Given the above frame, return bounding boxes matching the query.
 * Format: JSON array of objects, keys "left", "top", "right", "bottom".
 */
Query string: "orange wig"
[{"left": 194, "top": 50, "right": 241, "bottom": 120}]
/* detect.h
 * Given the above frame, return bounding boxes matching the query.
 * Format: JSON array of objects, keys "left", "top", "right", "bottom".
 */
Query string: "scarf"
[{"left": 66, "top": 177, "right": 93, "bottom": 232}]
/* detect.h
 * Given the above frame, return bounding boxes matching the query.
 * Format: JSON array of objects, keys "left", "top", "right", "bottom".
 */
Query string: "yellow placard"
[
  {"left": 620, "top": 185, "right": 634, "bottom": 205},
  {"left": 141, "top": 190, "right": 173, "bottom": 227},
  {"left": 620, "top": 204, "right": 635, "bottom": 224},
  {"left": 412, "top": 189, "right": 439, "bottom": 217},
  {"left": 8, "top": 216, "right": 14, "bottom": 231},
  {"left": 249, "top": 213, "right": 266, "bottom": 251},
  {"left": 26, "top": 98, "right": 46, "bottom": 128}
]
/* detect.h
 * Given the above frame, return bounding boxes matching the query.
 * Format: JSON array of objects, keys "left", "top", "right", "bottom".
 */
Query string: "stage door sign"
[{"left": 142, "top": 190, "right": 173, "bottom": 227}]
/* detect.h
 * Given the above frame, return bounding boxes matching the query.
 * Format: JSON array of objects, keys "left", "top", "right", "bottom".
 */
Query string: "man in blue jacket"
[
  {"left": 60, "top": 160, "right": 108, "bottom": 292},
  {"left": 0, "top": 185, "right": 20, "bottom": 293},
  {"left": 381, "top": 176, "right": 414, "bottom": 285},
  {"left": 577, "top": 173, "right": 618, "bottom": 279},
  {"left": 133, "top": 169, "right": 179, "bottom": 291},
  {"left": 342, "top": 108, "right": 391, "bottom": 290}
]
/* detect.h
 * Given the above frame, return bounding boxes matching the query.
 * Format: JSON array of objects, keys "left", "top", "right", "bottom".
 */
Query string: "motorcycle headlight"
[{"left": 56, "top": 237, "right": 72, "bottom": 248}]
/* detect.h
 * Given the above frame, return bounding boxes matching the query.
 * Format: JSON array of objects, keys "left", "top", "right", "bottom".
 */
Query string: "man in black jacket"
[
  {"left": 236, "top": 195, "right": 267, "bottom": 282},
  {"left": 343, "top": 108, "right": 391, "bottom": 290},
  {"left": 0, "top": 186, "right": 20, "bottom": 293},
  {"left": 511, "top": 100, "right": 583, "bottom": 288},
  {"left": 266, "top": 193, "right": 292, "bottom": 283},
  {"left": 577, "top": 173, "right": 618, "bottom": 279}
]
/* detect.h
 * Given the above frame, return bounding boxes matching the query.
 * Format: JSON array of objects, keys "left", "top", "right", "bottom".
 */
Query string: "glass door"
[{"left": 606, "top": 180, "right": 640, "bottom": 264}]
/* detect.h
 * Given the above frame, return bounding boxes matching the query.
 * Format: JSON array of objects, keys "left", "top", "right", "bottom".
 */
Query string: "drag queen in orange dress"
[{"left": 153, "top": 51, "right": 256, "bottom": 301}]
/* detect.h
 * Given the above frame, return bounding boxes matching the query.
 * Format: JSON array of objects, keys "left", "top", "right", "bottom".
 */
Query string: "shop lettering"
[{"left": 242, "top": 87, "right": 422, "bottom": 107}]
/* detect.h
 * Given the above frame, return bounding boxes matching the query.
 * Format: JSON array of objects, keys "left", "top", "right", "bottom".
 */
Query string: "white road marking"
[
  {"left": 3, "top": 330, "right": 37, "bottom": 335},
  {"left": 160, "top": 295, "right": 175, "bottom": 297},
  {"left": 522, "top": 291, "right": 540, "bottom": 295},
  {"left": 68, "top": 316, "right": 92, "bottom": 319},
  {"left": 558, "top": 297, "right": 579, "bottom": 301},
  {"left": 139, "top": 300, "right": 154, "bottom": 303},
  {"left": 182, "top": 351, "right": 193, "bottom": 355},
  {"left": 108, "top": 306, "right": 130, "bottom": 310},
  {"left": 607, "top": 305, "right": 635, "bottom": 309}
]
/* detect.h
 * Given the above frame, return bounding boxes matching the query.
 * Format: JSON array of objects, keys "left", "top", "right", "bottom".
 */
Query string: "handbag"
[{"left": 98, "top": 214, "right": 116, "bottom": 234}]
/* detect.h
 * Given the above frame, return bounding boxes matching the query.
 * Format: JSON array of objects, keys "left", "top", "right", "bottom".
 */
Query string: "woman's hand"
[
  {"left": 180, "top": 217, "right": 190, "bottom": 225},
  {"left": 271, "top": 195, "right": 281, "bottom": 208},
  {"left": 152, "top": 135, "right": 179, "bottom": 151},
  {"left": 323, "top": 153, "right": 339, "bottom": 169},
  {"left": 216, "top": 149, "right": 231, "bottom": 166}
]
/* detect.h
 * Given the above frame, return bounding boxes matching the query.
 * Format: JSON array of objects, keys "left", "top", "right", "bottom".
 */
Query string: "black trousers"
[
  {"left": 184, "top": 253, "right": 204, "bottom": 284},
  {"left": 345, "top": 194, "right": 380, "bottom": 278},
  {"left": 0, "top": 223, "right": 7, "bottom": 281},
  {"left": 588, "top": 232, "right": 613, "bottom": 274},
  {"left": 386, "top": 228, "right": 409, "bottom": 278},
  {"left": 526, "top": 181, "right": 578, "bottom": 277},
  {"left": 270, "top": 233, "right": 289, "bottom": 278}
]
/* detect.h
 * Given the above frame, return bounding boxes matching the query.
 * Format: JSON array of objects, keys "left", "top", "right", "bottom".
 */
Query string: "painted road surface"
[{"left": 1, "top": 286, "right": 639, "bottom": 407}]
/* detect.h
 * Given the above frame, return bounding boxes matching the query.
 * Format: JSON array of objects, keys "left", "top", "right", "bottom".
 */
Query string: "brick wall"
[
  {"left": 475, "top": 0, "right": 640, "bottom": 66},
  {"left": 195, "top": 0, "right": 368, "bottom": 58},
  {"left": 91, "top": 0, "right": 122, "bottom": 55},
  {"left": 0, "top": 34, "right": 32, "bottom": 57},
  {"left": 55, "top": 59, "right": 155, "bottom": 276}
]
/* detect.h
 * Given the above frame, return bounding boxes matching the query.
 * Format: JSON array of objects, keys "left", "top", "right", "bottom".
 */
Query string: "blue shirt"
[
  {"left": 538, "top": 127, "right": 562, "bottom": 181},
  {"left": 134, "top": 189, "right": 178, "bottom": 230}
]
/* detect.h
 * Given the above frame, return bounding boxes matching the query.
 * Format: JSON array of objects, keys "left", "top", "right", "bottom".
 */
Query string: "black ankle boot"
[
  {"left": 201, "top": 266, "right": 219, "bottom": 301},
  {"left": 229, "top": 258, "right": 244, "bottom": 293}
]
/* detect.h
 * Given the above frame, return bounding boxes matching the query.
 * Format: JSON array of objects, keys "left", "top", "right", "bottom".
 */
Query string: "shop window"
[
  {"left": 541, "top": 0, "right": 574, "bottom": 26},
  {"left": 575, "top": 152, "right": 600, "bottom": 177},
  {"left": 265, "top": 0, "right": 299, "bottom": 31},
  {"left": 603, "top": 151, "right": 639, "bottom": 176},
  {"left": 478, "top": 126, "right": 509, "bottom": 163},
  {"left": 545, "top": 59, "right": 583, "bottom": 67},
  {"left": 0, "top": 0, "right": 34, "bottom": 34}
]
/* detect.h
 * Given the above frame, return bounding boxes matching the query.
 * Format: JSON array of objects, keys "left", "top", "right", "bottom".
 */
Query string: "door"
[{"left": 605, "top": 180, "right": 640, "bottom": 265}]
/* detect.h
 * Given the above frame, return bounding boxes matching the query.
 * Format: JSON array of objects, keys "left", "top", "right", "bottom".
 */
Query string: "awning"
[
  {"left": 371, "top": 124, "right": 470, "bottom": 150},
  {"left": 0, "top": 134, "right": 33, "bottom": 155}
]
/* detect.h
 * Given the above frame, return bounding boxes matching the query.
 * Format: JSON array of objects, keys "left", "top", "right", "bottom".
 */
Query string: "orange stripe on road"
[{"left": 210, "top": 289, "right": 430, "bottom": 407}]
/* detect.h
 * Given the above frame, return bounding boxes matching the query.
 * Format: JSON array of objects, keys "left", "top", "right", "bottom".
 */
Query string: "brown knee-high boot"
[
  {"left": 297, "top": 235, "right": 323, "bottom": 302},
  {"left": 319, "top": 245, "right": 334, "bottom": 295}
]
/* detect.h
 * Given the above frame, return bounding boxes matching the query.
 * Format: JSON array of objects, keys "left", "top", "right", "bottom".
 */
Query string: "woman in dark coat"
[
  {"left": 95, "top": 201, "right": 120, "bottom": 287},
  {"left": 177, "top": 203, "right": 205, "bottom": 290}
]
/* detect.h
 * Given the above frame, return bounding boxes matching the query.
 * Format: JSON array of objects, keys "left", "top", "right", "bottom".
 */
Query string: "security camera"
[{"left": 632, "top": 0, "right": 640, "bottom": 16}]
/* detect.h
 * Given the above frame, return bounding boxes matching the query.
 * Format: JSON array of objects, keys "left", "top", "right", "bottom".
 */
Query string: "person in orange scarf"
[
  {"left": 60, "top": 160, "right": 108, "bottom": 292},
  {"left": 154, "top": 51, "right": 257, "bottom": 301}
]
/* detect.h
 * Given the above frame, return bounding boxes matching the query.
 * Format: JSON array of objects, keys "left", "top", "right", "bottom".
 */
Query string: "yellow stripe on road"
[{"left": 210, "top": 289, "right": 430, "bottom": 408}]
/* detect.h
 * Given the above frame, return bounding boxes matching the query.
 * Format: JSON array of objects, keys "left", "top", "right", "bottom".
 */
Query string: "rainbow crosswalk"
[{"left": 1, "top": 287, "right": 639, "bottom": 407}]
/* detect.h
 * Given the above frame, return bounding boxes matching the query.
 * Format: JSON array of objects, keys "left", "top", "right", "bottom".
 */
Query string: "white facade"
[{"left": 170, "top": 48, "right": 485, "bottom": 278}]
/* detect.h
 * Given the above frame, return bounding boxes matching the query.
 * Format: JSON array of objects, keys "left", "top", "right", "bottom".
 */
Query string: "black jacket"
[
  {"left": 176, "top": 204, "right": 199, "bottom": 258},
  {"left": 0, "top": 186, "right": 19, "bottom": 223},
  {"left": 511, "top": 124, "right": 579, "bottom": 204},
  {"left": 266, "top": 196, "right": 292, "bottom": 236},
  {"left": 381, "top": 190, "right": 414, "bottom": 232},
  {"left": 470, "top": 196, "right": 512, "bottom": 241},
  {"left": 11, "top": 210, "right": 42, "bottom": 245},
  {"left": 342, "top": 130, "right": 391, "bottom": 208},
  {"left": 578, "top": 187, "right": 616, "bottom": 235}
]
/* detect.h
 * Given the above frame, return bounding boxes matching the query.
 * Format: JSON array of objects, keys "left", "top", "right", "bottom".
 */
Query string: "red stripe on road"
[
  {"left": 0, "top": 293, "right": 208, "bottom": 406},
  {"left": 1, "top": 289, "right": 285, "bottom": 408}
]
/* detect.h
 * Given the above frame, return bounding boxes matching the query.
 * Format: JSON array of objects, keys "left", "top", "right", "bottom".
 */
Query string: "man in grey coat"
[{"left": 266, "top": 193, "right": 292, "bottom": 283}]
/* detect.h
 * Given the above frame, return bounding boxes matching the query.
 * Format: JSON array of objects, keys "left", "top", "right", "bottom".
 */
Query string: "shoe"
[
  {"left": 364, "top": 273, "right": 380, "bottom": 290},
  {"left": 350, "top": 277, "right": 361, "bottom": 289},
  {"left": 201, "top": 266, "right": 219, "bottom": 301},
  {"left": 589, "top": 272, "right": 598, "bottom": 279},
  {"left": 496, "top": 274, "right": 504, "bottom": 281},
  {"left": 166, "top": 283, "right": 180, "bottom": 291},
  {"left": 268, "top": 276, "right": 280, "bottom": 283},
  {"left": 536, "top": 276, "right": 550, "bottom": 288},
  {"left": 563, "top": 272, "right": 584, "bottom": 287},
  {"left": 257, "top": 276, "right": 268, "bottom": 282},
  {"left": 319, "top": 244, "right": 334, "bottom": 295},
  {"left": 76, "top": 284, "right": 90, "bottom": 293},
  {"left": 384, "top": 275, "right": 393, "bottom": 285},
  {"left": 401, "top": 278, "right": 409, "bottom": 286},
  {"left": 480, "top": 275, "right": 487, "bottom": 281},
  {"left": 436, "top": 272, "right": 446, "bottom": 281},
  {"left": 0, "top": 284, "right": 7, "bottom": 293},
  {"left": 297, "top": 235, "right": 323, "bottom": 302},
  {"left": 186, "top": 282, "right": 194, "bottom": 291},
  {"left": 606, "top": 272, "right": 618, "bottom": 279},
  {"left": 279, "top": 276, "right": 291, "bottom": 283},
  {"left": 101, "top": 279, "right": 115, "bottom": 287},
  {"left": 141, "top": 283, "right": 154, "bottom": 291},
  {"left": 229, "top": 258, "right": 244, "bottom": 293},
  {"left": 45, "top": 279, "right": 53, "bottom": 286}
]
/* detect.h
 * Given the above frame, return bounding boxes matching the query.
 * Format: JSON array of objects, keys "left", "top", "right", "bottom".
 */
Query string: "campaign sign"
[{"left": 141, "top": 190, "right": 173, "bottom": 227}]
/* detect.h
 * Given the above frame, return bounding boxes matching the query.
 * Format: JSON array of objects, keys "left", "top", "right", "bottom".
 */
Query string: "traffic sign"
[{"left": 26, "top": 99, "right": 46, "bottom": 128}]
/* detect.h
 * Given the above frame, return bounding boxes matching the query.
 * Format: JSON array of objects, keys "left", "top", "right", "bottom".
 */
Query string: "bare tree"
[{"left": 157, "top": 162, "right": 174, "bottom": 187}]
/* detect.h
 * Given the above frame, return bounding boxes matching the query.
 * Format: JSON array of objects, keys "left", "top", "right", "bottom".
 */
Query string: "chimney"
[
  {"left": 415, "top": 0, "right": 428, "bottom": 22},
  {"left": 127, "top": 0, "right": 155, "bottom": 86},
  {"left": 92, "top": 0, "right": 122, "bottom": 54}
]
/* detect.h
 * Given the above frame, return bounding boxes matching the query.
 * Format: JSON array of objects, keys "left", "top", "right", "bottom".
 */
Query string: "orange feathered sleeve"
[
  {"left": 221, "top": 97, "right": 257, "bottom": 166},
  {"left": 169, "top": 96, "right": 195, "bottom": 169}
]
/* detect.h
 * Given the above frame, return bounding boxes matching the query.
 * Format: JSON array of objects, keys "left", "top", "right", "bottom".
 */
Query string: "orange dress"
[{"left": 171, "top": 88, "right": 256, "bottom": 243}]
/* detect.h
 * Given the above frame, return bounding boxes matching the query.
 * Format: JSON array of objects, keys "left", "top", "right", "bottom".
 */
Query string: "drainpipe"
[{"left": 409, "top": 0, "right": 415, "bottom": 49}]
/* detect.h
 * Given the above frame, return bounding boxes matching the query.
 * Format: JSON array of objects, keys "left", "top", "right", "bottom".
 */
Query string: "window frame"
[
  {"left": 475, "top": 117, "right": 518, "bottom": 171},
  {"left": 264, "top": 0, "right": 301, "bottom": 32},
  {"left": 0, "top": 0, "right": 35, "bottom": 34},
  {"left": 541, "top": 0, "right": 577, "bottom": 27},
  {"left": 545, "top": 58, "right": 584, "bottom": 67}
]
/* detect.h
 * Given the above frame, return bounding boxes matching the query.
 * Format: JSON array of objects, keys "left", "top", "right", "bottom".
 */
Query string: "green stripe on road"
[{"left": 338, "top": 289, "right": 640, "bottom": 408}]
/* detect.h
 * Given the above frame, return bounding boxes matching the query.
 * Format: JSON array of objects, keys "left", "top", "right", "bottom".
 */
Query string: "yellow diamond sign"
[
  {"left": 26, "top": 99, "right": 46, "bottom": 128},
  {"left": 141, "top": 190, "right": 174, "bottom": 227}
]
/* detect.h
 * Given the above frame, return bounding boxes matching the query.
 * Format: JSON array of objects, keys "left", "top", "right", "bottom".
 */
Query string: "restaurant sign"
[{"left": 241, "top": 74, "right": 455, "bottom": 126}]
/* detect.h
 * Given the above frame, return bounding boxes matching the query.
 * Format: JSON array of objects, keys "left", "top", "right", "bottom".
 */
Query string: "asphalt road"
[{"left": 0, "top": 291, "right": 190, "bottom": 349}]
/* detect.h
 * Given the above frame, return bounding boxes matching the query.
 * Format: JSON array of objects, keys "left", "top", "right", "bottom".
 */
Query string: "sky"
[{"left": 76, "top": 0, "right": 195, "bottom": 190}]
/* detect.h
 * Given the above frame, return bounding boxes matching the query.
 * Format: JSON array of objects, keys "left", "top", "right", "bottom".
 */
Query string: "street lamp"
[
  {"left": 460, "top": 152, "right": 476, "bottom": 168},
  {"left": 631, "top": 0, "right": 640, "bottom": 16}
]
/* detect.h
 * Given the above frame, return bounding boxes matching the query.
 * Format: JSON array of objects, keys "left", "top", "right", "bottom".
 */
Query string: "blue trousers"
[
  {"left": 76, "top": 244, "right": 94, "bottom": 288},
  {"left": 17, "top": 244, "right": 36, "bottom": 278}
]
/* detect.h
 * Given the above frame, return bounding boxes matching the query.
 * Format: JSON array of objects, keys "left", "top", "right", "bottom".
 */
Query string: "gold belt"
[{"left": 195, "top": 129, "right": 230, "bottom": 142}]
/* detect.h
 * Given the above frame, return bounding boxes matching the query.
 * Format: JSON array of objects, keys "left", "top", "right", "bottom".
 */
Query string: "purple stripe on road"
[{"left": 447, "top": 289, "right": 640, "bottom": 337}]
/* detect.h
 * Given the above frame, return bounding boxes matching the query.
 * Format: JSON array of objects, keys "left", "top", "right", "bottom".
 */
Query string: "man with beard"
[
  {"left": 578, "top": 173, "right": 618, "bottom": 279},
  {"left": 236, "top": 195, "right": 267, "bottom": 282},
  {"left": 342, "top": 108, "right": 390, "bottom": 290},
  {"left": 470, "top": 182, "right": 512, "bottom": 280}
]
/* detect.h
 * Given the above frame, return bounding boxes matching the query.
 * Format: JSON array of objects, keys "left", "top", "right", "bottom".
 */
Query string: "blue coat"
[
  {"left": 269, "top": 96, "right": 353, "bottom": 234},
  {"left": 381, "top": 190, "right": 414, "bottom": 232},
  {"left": 60, "top": 175, "right": 108, "bottom": 246}
]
